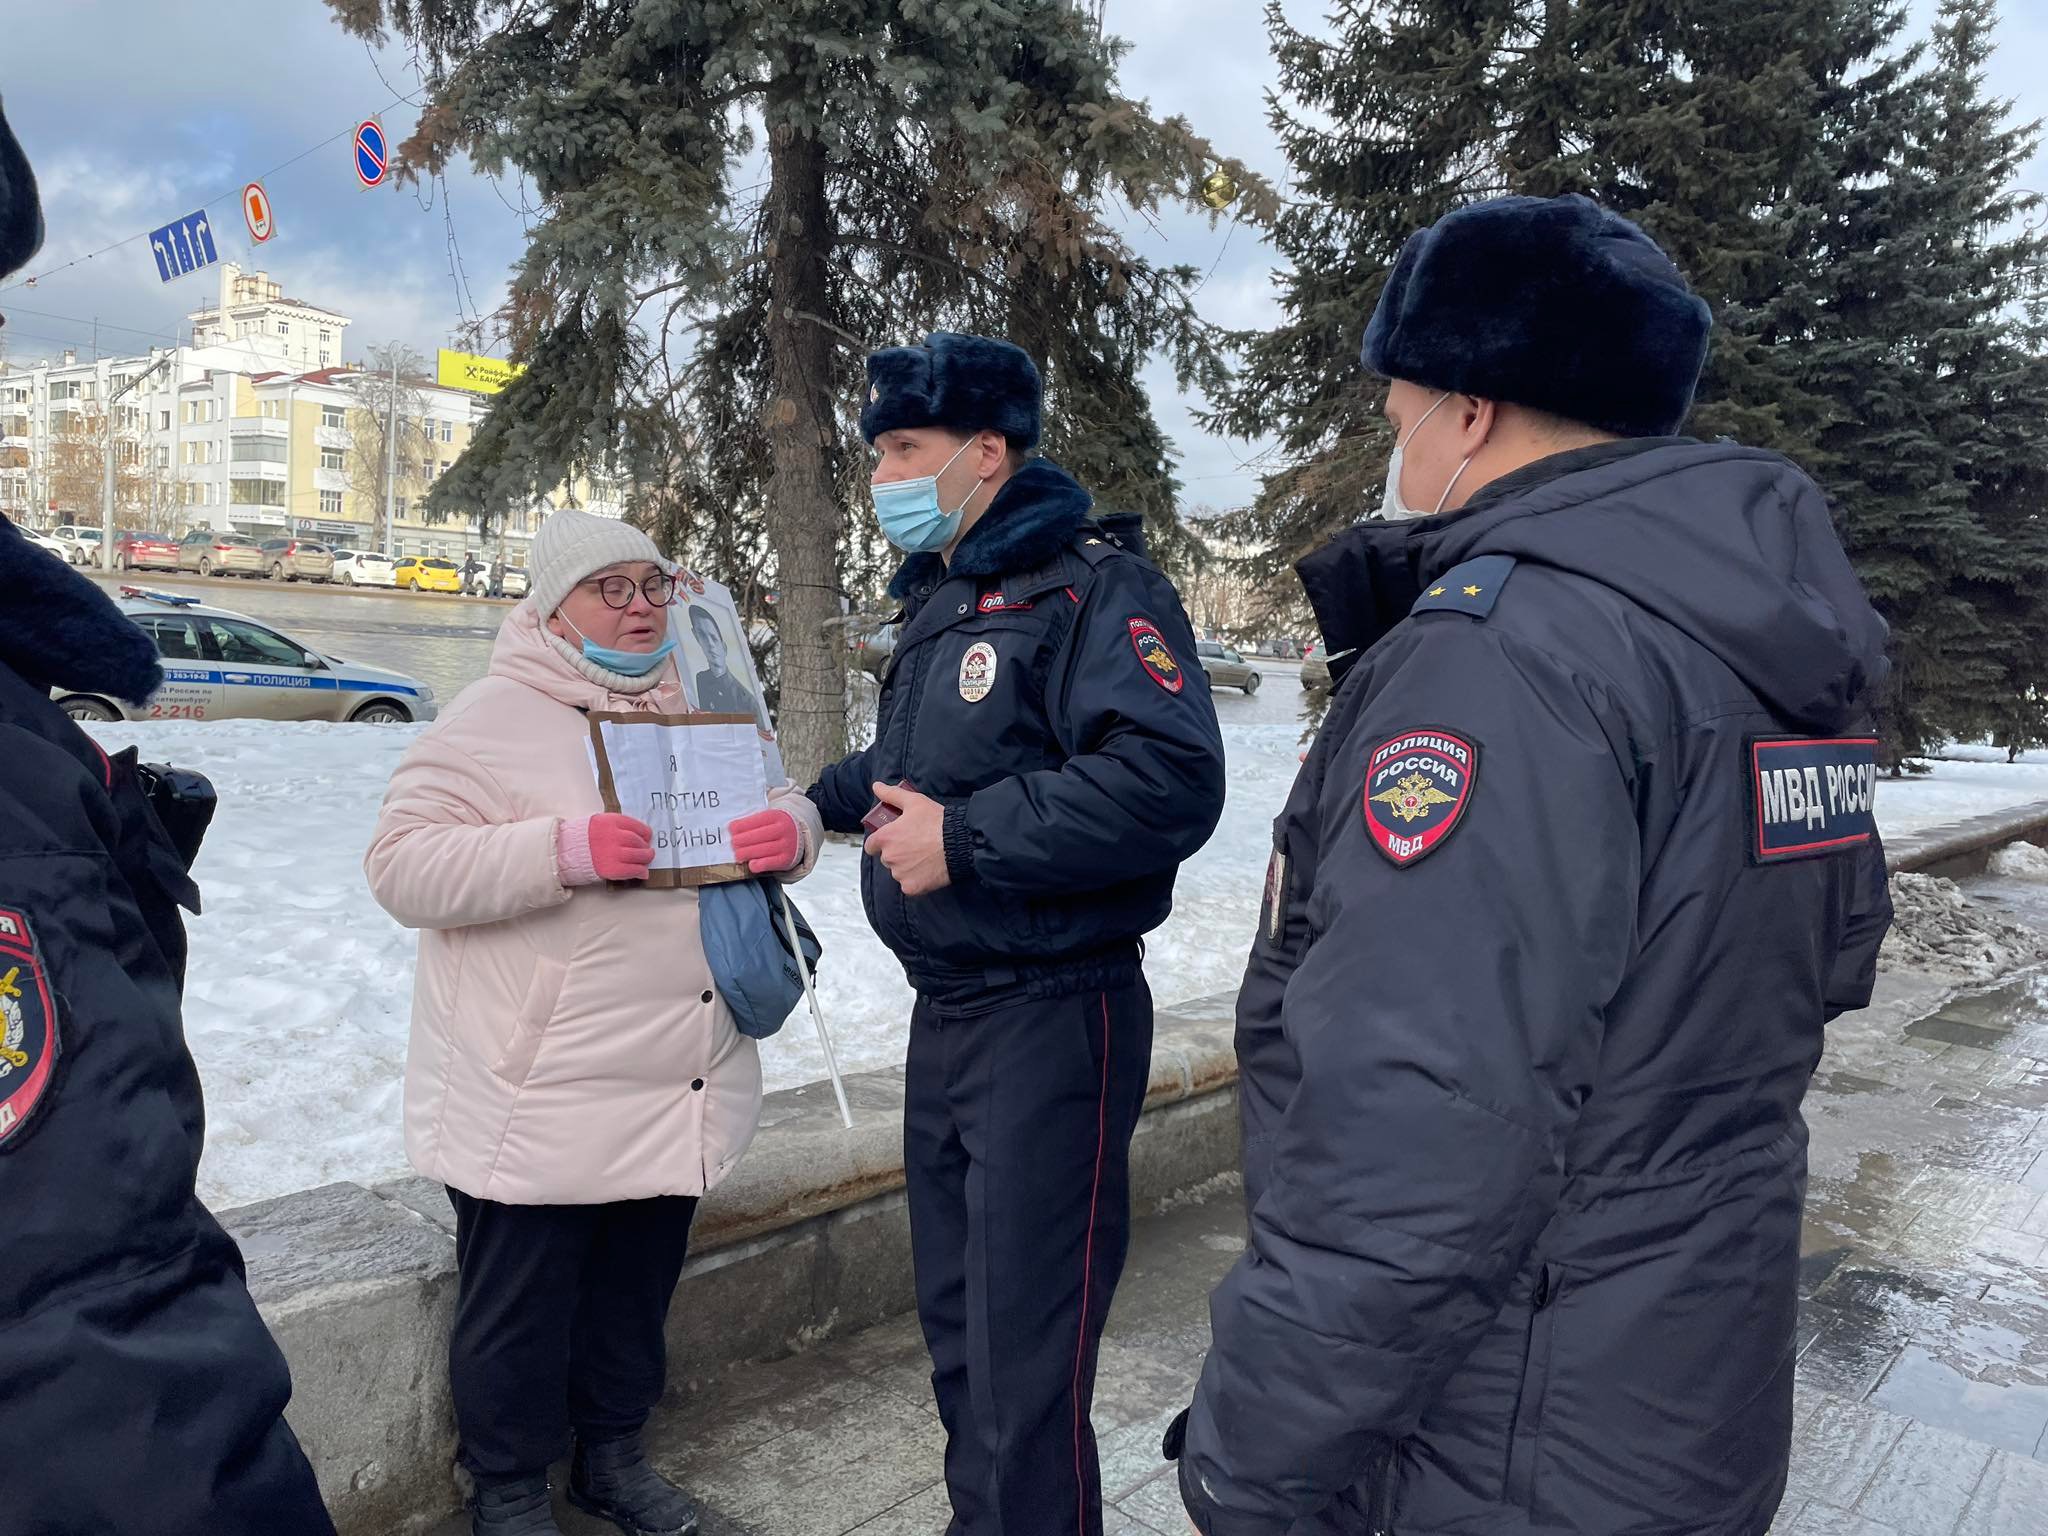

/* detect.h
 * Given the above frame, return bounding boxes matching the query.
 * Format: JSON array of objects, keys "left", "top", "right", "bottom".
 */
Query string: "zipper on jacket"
[{"left": 1369, "top": 1436, "right": 1399, "bottom": 1536}]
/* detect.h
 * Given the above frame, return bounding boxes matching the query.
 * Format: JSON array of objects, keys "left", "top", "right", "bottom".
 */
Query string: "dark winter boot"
[
  {"left": 470, "top": 1470, "right": 563, "bottom": 1535},
  {"left": 568, "top": 1434, "right": 700, "bottom": 1536}
]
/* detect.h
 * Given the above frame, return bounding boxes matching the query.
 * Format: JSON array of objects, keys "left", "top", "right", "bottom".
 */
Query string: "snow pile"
[
  {"left": 1987, "top": 840, "right": 2048, "bottom": 879},
  {"left": 1880, "top": 873, "right": 2048, "bottom": 981}
]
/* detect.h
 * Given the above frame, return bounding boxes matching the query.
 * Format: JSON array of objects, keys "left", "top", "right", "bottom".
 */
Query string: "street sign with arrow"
[{"left": 147, "top": 209, "right": 219, "bottom": 284}]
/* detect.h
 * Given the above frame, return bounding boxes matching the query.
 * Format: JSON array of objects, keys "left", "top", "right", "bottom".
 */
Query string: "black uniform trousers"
[
  {"left": 905, "top": 977, "right": 1155, "bottom": 1536},
  {"left": 445, "top": 1189, "right": 699, "bottom": 1480}
]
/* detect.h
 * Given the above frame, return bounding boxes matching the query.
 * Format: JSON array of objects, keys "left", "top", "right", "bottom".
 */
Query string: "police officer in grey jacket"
[{"left": 1175, "top": 196, "right": 1892, "bottom": 1535}]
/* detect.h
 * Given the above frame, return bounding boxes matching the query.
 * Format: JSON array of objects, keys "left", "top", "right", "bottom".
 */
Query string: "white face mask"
[{"left": 1377, "top": 392, "right": 1478, "bottom": 521}]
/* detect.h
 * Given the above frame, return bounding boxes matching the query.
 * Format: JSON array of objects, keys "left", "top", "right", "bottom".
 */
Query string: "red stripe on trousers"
[{"left": 1072, "top": 992, "right": 1111, "bottom": 1533}]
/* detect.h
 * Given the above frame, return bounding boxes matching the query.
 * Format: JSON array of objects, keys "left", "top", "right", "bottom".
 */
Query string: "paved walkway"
[{"left": 430, "top": 873, "right": 2048, "bottom": 1536}]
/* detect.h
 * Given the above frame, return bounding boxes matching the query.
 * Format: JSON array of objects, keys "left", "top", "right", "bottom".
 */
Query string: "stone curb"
[
  {"left": 220, "top": 993, "right": 1245, "bottom": 1536},
  {"left": 1885, "top": 798, "right": 2048, "bottom": 879}
]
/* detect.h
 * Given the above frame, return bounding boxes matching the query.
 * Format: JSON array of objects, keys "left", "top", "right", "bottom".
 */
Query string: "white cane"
[{"left": 777, "top": 884, "right": 853, "bottom": 1130}]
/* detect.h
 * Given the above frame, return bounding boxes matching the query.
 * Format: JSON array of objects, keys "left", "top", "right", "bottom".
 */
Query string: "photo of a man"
[{"left": 686, "top": 603, "right": 758, "bottom": 716}]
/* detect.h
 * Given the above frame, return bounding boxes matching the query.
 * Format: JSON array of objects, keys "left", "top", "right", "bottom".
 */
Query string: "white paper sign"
[{"left": 588, "top": 712, "right": 768, "bottom": 887}]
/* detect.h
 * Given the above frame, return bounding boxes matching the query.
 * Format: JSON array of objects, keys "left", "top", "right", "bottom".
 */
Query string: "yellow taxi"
[{"left": 391, "top": 556, "right": 464, "bottom": 594}]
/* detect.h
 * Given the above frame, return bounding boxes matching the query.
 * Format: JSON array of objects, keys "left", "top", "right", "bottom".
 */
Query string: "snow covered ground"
[{"left": 82, "top": 695, "right": 2048, "bottom": 1209}]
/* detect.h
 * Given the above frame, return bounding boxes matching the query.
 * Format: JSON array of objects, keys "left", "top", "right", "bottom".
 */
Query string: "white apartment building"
[{"left": 1, "top": 263, "right": 626, "bottom": 562}]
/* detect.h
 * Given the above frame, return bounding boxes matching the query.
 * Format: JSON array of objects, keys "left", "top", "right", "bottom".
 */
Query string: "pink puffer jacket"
[{"left": 364, "top": 603, "right": 821, "bottom": 1205}]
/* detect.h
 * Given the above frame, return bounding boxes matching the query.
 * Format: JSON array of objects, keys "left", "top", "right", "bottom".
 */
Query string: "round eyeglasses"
[{"left": 582, "top": 572, "right": 678, "bottom": 609}]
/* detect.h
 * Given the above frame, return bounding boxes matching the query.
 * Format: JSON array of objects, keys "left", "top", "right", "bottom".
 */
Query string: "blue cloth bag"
[{"left": 697, "top": 877, "right": 822, "bottom": 1040}]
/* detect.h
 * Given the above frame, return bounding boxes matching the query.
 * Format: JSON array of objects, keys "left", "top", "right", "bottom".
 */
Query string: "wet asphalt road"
[{"left": 86, "top": 568, "right": 509, "bottom": 700}]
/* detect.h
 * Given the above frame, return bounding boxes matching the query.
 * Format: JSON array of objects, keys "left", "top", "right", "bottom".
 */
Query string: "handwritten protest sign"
[{"left": 588, "top": 712, "right": 768, "bottom": 887}]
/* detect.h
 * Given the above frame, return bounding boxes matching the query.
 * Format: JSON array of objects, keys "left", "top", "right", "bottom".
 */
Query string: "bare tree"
[
  {"left": 345, "top": 342, "right": 433, "bottom": 550},
  {"left": 45, "top": 404, "right": 159, "bottom": 529}
]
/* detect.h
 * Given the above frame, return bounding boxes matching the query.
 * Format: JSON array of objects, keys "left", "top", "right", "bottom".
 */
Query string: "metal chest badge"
[
  {"left": 1362, "top": 729, "right": 1479, "bottom": 867},
  {"left": 1127, "top": 617, "right": 1184, "bottom": 694},
  {"left": 0, "top": 908, "right": 59, "bottom": 1151},
  {"left": 959, "top": 641, "right": 998, "bottom": 703}
]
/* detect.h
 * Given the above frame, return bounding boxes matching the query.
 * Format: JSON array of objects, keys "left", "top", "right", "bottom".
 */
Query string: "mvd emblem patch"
[
  {"left": 1127, "top": 617, "right": 1184, "bottom": 694},
  {"left": 1750, "top": 737, "right": 1878, "bottom": 863},
  {"left": 1362, "top": 729, "right": 1478, "bottom": 867},
  {"left": 0, "top": 908, "right": 59, "bottom": 1151}
]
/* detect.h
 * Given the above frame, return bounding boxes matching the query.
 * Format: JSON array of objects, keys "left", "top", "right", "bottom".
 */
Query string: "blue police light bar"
[{"left": 119, "top": 586, "right": 201, "bottom": 607}]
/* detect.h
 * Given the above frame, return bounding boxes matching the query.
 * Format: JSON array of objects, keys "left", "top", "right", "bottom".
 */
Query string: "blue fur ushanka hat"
[
  {"left": 860, "top": 331, "right": 1043, "bottom": 450},
  {"left": 1363, "top": 194, "right": 1713, "bottom": 439}
]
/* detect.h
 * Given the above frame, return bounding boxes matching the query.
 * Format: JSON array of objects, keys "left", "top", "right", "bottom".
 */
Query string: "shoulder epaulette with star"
[{"left": 1411, "top": 554, "right": 1518, "bottom": 621}]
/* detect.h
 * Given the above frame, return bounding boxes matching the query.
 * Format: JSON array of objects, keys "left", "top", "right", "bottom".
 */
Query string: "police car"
[{"left": 51, "top": 588, "right": 438, "bottom": 725}]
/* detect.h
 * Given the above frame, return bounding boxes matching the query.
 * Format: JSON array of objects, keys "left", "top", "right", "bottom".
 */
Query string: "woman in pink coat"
[{"left": 365, "top": 508, "right": 821, "bottom": 1536}]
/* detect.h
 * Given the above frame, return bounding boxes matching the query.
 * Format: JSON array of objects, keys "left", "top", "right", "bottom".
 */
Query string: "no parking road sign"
[
  {"left": 354, "top": 118, "right": 388, "bottom": 188},
  {"left": 243, "top": 181, "right": 274, "bottom": 243}
]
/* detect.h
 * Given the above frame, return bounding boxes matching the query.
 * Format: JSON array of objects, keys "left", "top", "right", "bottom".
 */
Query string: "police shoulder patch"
[
  {"left": 1750, "top": 736, "right": 1878, "bottom": 863},
  {"left": 1127, "top": 616, "right": 1184, "bottom": 694},
  {"left": 1362, "top": 728, "right": 1479, "bottom": 867},
  {"left": 0, "top": 908, "right": 60, "bottom": 1151}
]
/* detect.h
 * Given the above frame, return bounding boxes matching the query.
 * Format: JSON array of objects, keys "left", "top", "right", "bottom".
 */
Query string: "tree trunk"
[{"left": 762, "top": 118, "right": 846, "bottom": 788}]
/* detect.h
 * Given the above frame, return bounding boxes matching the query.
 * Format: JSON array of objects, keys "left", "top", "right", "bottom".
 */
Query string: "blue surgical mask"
[
  {"left": 871, "top": 438, "right": 986, "bottom": 553},
  {"left": 562, "top": 615, "right": 678, "bottom": 677}
]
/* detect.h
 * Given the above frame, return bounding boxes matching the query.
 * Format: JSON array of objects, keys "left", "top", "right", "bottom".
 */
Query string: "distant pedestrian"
[
  {"left": 366, "top": 508, "right": 823, "bottom": 1536},
  {"left": 1173, "top": 194, "right": 1894, "bottom": 1536}
]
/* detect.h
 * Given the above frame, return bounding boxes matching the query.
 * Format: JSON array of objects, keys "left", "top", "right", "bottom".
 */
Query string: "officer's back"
[{"left": 1177, "top": 196, "right": 1892, "bottom": 1536}]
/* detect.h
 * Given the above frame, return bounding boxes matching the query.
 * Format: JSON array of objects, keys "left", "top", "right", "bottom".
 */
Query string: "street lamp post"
[{"left": 101, "top": 352, "right": 174, "bottom": 572}]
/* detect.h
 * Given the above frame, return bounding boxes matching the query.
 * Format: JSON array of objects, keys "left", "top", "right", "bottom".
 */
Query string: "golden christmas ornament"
[{"left": 1200, "top": 168, "right": 1239, "bottom": 210}]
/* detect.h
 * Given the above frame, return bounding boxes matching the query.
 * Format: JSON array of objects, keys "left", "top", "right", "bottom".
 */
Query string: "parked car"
[
  {"left": 50, "top": 587, "right": 437, "bottom": 725},
  {"left": 49, "top": 524, "right": 105, "bottom": 565},
  {"left": 1197, "top": 639, "right": 1260, "bottom": 694},
  {"left": 845, "top": 616, "right": 899, "bottom": 681},
  {"left": 392, "top": 556, "right": 463, "bottom": 594},
  {"left": 176, "top": 527, "right": 266, "bottom": 578},
  {"left": 112, "top": 530, "right": 180, "bottom": 571},
  {"left": 19, "top": 528, "right": 70, "bottom": 562},
  {"left": 258, "top": 537, "right": 337, "bottom": 583},
  {"left": 1300, "top": 651, "right": 1332, "bottom": 691},
  {"left": 332, "top": 549, "right": 398, "bottom": 588},
  {"left": 463, "top": 562, "right": 532, "bottom": 599}
]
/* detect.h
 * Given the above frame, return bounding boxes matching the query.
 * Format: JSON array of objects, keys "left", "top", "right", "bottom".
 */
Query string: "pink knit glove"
[
  {"left": 729, "top": 809, "right": 802, "bottom": 874},
  {"left": 557, "top": 814, "right": 655, "bottom": 886}
]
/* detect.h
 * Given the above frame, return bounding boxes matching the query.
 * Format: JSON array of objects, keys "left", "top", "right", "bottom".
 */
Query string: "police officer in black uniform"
[
  {"left": 0, "top": 100, "right": 335, "bottom": 1535},
  {"left": 810, "top": 332, "right": 1225, "bottom": 1534},
  {"left": 1173, "top": 196, "right": 1893, "bottom": 1534}
]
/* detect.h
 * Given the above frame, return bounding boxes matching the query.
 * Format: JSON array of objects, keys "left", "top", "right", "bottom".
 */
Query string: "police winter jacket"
[
  {"left": 810, "top": 460, "right": 1226, "bottom": 1001},
  {"left": 1181, "top": 439, "right": 1893, "bottom": 1536},
  {"left": 0, "top": 522, "right": 334, "bottom": 1535}
]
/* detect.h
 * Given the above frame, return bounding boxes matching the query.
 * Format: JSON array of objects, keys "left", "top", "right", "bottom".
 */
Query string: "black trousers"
[
  {"left": 445, "top": 1189, "right": 699, "bottom": 1480},
  {"left": 905, "top": 978, "right": 1155, "bottom": 1536}
]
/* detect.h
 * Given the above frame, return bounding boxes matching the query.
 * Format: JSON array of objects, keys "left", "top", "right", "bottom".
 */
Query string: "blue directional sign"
[{"left": 148, "top": 208, "right": 220, "bottom": 284}]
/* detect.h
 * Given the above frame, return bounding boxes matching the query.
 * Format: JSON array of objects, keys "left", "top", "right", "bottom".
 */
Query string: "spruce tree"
[
  {"left": 324, "top": 0, "right": 1270, "bottom": 782},
  {"left": 1204, "top": 0, "right": 1517, "bottom": 607},
  {"left": 1914, "top": 0, "right": 2048, "bottom": 758}
]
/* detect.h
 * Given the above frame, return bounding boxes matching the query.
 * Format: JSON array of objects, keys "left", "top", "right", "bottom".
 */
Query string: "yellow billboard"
[{"left": 437, "top": 348, "right": 525, "bottom": 395}]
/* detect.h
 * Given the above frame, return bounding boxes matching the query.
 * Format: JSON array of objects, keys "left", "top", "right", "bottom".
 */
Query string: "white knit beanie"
[{"left": 526, "top": 506, "right": 665, "bottom": 618}]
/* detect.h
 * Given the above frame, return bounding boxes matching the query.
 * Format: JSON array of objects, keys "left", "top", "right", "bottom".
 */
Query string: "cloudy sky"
[{"left": 2, "top": 0, "right": 2042, "bottom": 512}]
